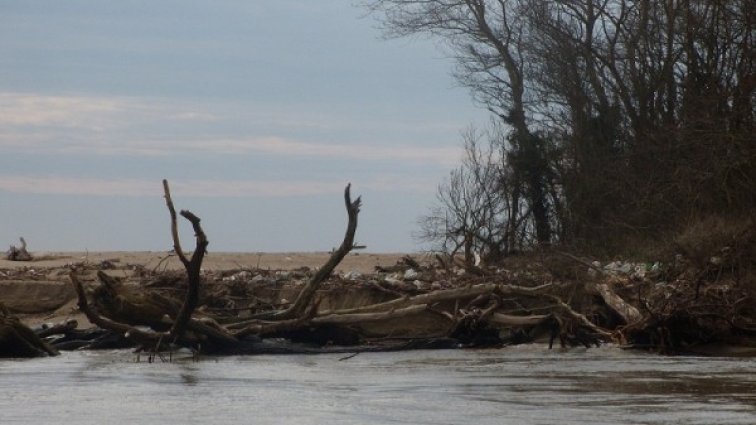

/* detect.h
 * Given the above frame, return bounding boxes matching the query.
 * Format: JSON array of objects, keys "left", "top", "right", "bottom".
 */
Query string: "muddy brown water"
[{"left": 1, "top": 345, "right": 755, "bottom": 424}]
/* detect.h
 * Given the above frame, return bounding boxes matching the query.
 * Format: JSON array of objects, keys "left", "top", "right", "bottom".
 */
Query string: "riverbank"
[
  {"left": 1, "top": 251, "right": 413, "bottom": 326},
  {"left": 3, "top": 248, "right": 755, "bottom": 357}
]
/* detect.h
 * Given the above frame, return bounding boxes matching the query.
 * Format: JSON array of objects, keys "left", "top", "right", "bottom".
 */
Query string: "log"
[
  {"left": 0, "top": 303, "right": 58, "bottom": 357},
  {"left": 489, "top": 313, "right": 550, "bottom": 327},
  {"left": 546, "top": 295, "right": 614, "bottom": 339},
  {"left": 594, "top": 283, "right": 643, "bottom": 325},
  {"left": 313, "top": 304, "right": 429, "bottom": 325},
  {"left": 320, "top": 282, "right": 551, "bottom": 315}
]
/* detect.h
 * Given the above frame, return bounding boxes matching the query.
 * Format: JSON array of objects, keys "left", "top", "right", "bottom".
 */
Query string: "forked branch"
[
  {"left": 162, "top": 179, "right": 210, "bottom": 342},
  {"left": 258, "top": 183, "right": 362, "bottom": 320}
]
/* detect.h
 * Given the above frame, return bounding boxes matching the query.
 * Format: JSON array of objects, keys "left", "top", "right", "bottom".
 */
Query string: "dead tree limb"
[
  {"left": 312, "top": 304, "right": 428, "bottom": 325},
  {"left": 256, "top": 184, "right": 362, "bottom": 320},
  {"left": 231, "top": 300, "right": 321, "bottom": 338},
  {"left": 163, "top": 179, "right": 209, "bottom": 342},
  {"left": 545, "top": 294, "right": 614, "bottom": 340},
  {"left": 0, "top": 302, "right": 58, "bottom": 357},
  {"left": 68, "top": 181, "right": 234, "bottom": 352},
  {"left": 70, "top": 271, "right": 160, "bottom": 345},
  {"left": 489, "top": 313, "right": 550, "bottom": 327},
  {"left": 594, "top": 283, "right": 643, "bottom": 324},
  {"left": 554, "top": 250, "right": 644, "bottom": 326},
  {"left": 319, "top": 282, "right": 551, "bottom": 316},
  {"left": 555, "top": 250, "right": 604, "bottom": 275}
]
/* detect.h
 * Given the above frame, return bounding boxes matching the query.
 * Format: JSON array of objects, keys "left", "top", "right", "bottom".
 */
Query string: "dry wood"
[
  {"left": 162, "top": 179, "right": 210, "bottom": 342},
  {"left": 231, "top": 301, "right": 320, "bottom": 338},
  {"left": 0, "top": 302, "right": 58, "bottom": 357},
  {"left": 70, "top": 271, "right": 160, "bottom": 344},
  {"left": 255, "top": 184, "right": 362, "bottom": 320},
  {"left": 594, "top": 282, "right": 643, "bottom": 324},
  {"left": 489, "top": 313, "right": 550, "bottom": 327},
  {"left": 321, "top": 282, "right": 551, "bottom": 315},
  {"left": 313, "top": 304, "right": 429, "bottom": 325},
  {"left": 545, "top": 294, "right": 614, "bottom": 339},
  {"left": 67, "top": 181, "right": 237, "bottom": 351}
]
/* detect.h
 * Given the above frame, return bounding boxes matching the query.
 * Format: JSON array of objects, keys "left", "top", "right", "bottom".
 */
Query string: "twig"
[{"left": 338, "top": 352, "right": 360, "bottom": 361}]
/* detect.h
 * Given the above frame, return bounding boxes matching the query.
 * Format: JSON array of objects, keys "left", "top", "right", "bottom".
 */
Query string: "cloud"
[
  {"left": 0, "top": 92, "right": 462, "bottom": 164},
  {"left": 0, "top": 92, "right": 136, "bottom": 128},
  {"left": 168, "top": 112, "right": 219, "bottom": 122},
  {"left": 234, "top": 137, "right": 460, "bottom": 165},
  {"left": 0, "top": 175, "right": 437, "bottom": 198}
]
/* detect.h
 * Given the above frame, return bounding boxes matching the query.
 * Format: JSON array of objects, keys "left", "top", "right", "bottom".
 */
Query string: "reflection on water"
[{"left": 1, "top": 346, "right": 755, "bottom": 424}]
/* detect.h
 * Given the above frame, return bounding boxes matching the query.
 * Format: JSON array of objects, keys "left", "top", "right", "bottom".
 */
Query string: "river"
[{"left": 1, "top": 345, "right": 755, "bottom": 424}]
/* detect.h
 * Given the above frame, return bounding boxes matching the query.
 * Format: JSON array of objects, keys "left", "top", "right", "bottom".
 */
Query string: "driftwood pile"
[
  {"left": 56, "top": 181, "right": 612, "bottom": 357},
  {"left": 3, "top": 180, "right": 756, "bottom": 358},
  {"left": 5, "top": 237, "right": 33, "bottom": 261}
]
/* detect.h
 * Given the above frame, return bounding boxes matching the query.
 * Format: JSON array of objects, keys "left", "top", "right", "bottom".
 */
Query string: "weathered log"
[
  {"left": 593, "top": 282, "right": 643, "bottom": 325},
  {"left": 313, "top": 304, "right": 429, "bottom": 325},
  {"left": 320, "top": 282, "right": 551, "bottom": 315},
  {"left": 35, "top": 319, "right": 79, "bottom": 338},
  {"left": 0, "top": 303, "right": 58, "bottom": 357},
  {"left": 545, "top": 294, "right": 614, "bottom": 340},
  {"left": 489, "top": 313, "right": 550, "bottom": 327},
  {"left": 231, "top": 301, "right": 320, "bottom": 339}
]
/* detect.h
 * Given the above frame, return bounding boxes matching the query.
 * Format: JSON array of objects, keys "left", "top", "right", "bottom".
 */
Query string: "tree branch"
[
  {"left": 163, "top": 180, "right": 210, "bottom": 343},
  {"left": 257, "top": 184, "right": 362, "bottom": 320}
]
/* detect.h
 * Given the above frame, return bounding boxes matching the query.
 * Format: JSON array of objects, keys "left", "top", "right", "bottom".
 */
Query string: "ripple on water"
[{"left": 1, "top": 347, "right": 755, "bottom": 425}]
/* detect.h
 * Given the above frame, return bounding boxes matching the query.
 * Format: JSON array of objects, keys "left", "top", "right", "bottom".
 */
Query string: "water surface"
[{"left": 1, "top": 346, "right": 755, "bottom": 424}]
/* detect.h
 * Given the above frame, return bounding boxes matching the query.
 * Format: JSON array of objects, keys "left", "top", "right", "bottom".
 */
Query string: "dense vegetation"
[{"left": 370, "top": 0, "right": 754, "bottom": 260}]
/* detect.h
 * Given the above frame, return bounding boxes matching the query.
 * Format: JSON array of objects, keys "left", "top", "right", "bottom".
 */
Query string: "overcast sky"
[{"left": 0, "top": 1, "right": 487, "bottom": 253}]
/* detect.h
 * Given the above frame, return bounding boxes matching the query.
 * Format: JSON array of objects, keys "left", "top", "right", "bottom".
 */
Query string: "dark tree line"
[{"left": 371, "top": 0, "right": 754, "bottom": 259}]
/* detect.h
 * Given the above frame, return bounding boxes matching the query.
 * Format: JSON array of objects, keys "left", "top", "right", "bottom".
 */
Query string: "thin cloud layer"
[
  {"left": 0, "top": 92, "right": 460, "bottom": 164},
  {"left": 0, "top": 175, "right": 437, "bottom": 198},
  {"left": 0, "top": 0, "right": 488, "bottom": 252}
]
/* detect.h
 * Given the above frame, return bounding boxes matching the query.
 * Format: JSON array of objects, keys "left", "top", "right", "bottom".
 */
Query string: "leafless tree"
[
  {"left": 371, "top": 0, "right": 754, "bottom": 253},
  {"left": 370, "top": 0, "right": 555, "bottom": 244},
  {"left": 418, "top": 126, "right": 533, "bottom": 263}
]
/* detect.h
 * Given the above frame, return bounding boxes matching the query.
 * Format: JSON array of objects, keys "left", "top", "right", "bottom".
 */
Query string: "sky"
[{"left": 0, "top": 1, "right": 487, "bottom": 253}]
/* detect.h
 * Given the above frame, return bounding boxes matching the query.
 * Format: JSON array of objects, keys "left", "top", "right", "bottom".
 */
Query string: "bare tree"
[
  {"left": 418, "top": 126, "right": 532, "bottom": 263},
  {"left": 369, "top": 0, "right": 555, "bottom": 244},
  {"left": 371, "top": 0, "right": 754, "bottom": 253}
]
